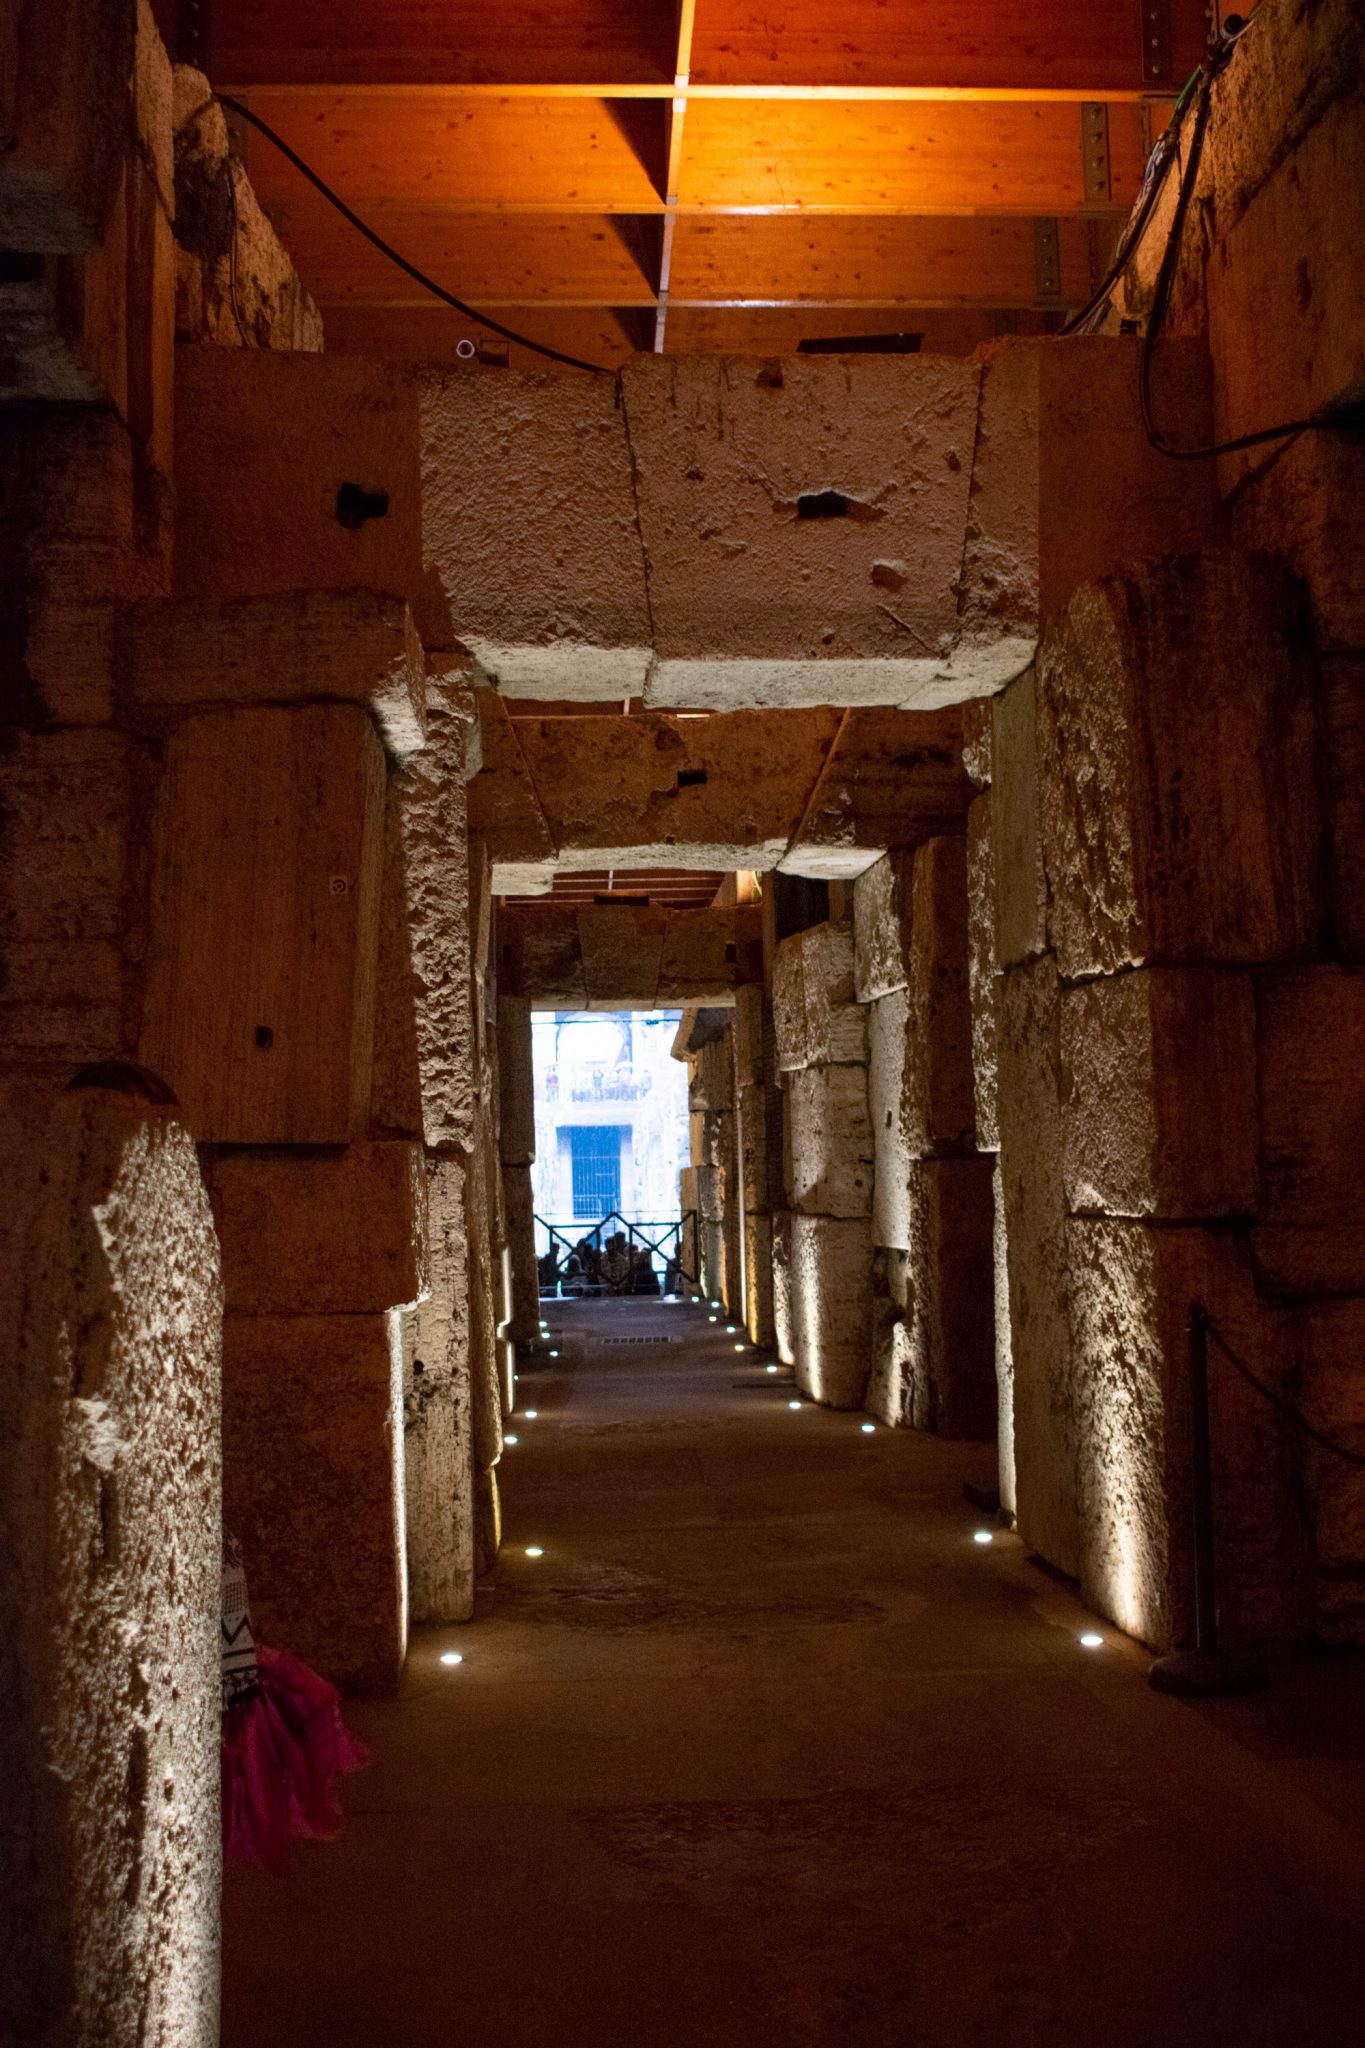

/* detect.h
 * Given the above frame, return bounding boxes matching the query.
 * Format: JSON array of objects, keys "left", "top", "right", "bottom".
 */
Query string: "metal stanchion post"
[{"left": 1149, "top": 1301, "right": 1269, "bottom": 1697}]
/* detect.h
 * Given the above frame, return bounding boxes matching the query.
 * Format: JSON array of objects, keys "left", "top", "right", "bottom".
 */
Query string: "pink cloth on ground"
[{"left": 221, "top": 1644, "right": 367, "bottom": 1875}]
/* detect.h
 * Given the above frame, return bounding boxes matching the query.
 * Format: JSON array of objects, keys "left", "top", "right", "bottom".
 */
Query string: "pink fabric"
[{"left": 222, "top": 1644, "right": 367, "bottom": 1875}]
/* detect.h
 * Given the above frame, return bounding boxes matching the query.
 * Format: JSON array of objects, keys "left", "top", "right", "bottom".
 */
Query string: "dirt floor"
[{"left": 223, "top": 1295, "right": 1365, "bottom": 2047}]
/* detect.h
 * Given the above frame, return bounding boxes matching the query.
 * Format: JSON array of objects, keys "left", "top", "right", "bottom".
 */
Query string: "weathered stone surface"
[
  {"left": 868, "top": 987, "right": 911, "bottom": 1252},
  {"left": 732, "top": 983, "right": 768, "bottom": 1088},
  {"left": 739, "top": 1082, "right": 782, "bottom": 1214},
  {"left": 1252, "top": 966, "right": 1365, "bottom": 1296},
  {"left": 0, "top": 1082, "right": 221, "bottom": 2048},
  {"left": 744, "top": 1212, "right": 775, "bottom": 1347},
  {"left": 781, "top": 708, "right": 972, "bottom": 878},
  {"left": 960, "top": 336, "right": 1222, "bottom": 687},
  {"left": 659, "top": 905, "right": 762, "bottom": 1004},
  {"left": 170, "top": 70, "right": 324, "bottom": 352},
  {"left": 501, "top": 907, "right": 587, "bottom": 1007},
  {"left": 989, "top": 667, "right": 1048, "bottom": 971},
  {"left": 463, "top": 1129, "right": 504, "bottom": 1571},
  {"left": 140, "top": 704, "right": 386, "bottom": 1143},
  {"left": 422, "top": 367, "right": 652, "bottom": 698},
  {"left": 865, "top": 1287, "right": 914, "bottom": 1430},
  {"left": 992, "top": 1158, "right": 1016, "bottom": 1516},
  {"left": 577, "top": 906, "right": 665, "bottom": 1008},
  {"left": 1038, "top": 552, "right": 1322, "bottom": 979},
  {"left": 788, "top": 1063, "right": 874, "bottom": 1218},
  {"left": 690, "top": 1109, "right": 719, "bottom": 1167},
  {"left": 960, "top": 696, "right": 994, "bottom": 788},
  {"left": 119, "top": 589, "right": 426, "bottom": 756},
  {"left": 0, "top": 0, "right": 135, "bottom": 249},
  {"left": 966, "top": 792, "right": 1000, "bottom": 1150},
  {"left": 206, "top": 1141, "right": 427, "bottom": 1316},
  {"left": 996, "top": 953, "right": 1080, "bottom": 1578},
  {"left": 1296, "top": 1300, "right": 1365, "bottom": 1645},
  {"left": 223, "top": 1309, "right": 406, "bottom": 1690},
  {"left": 497, "top": 998, "right": 535, "bottom": 1165},
  {"left": 771, "top": 1210, "right": 796, "bottom": 1365},
  {"left": 696, "top": 1032, "right": 735, "bottom": 1117},
  {"left": 1068, "top": 1220, "right": 1309, "bottom": 1653},
  {"left": 407, "top": 1155, "right": 475, "bottom": 1625},
  {"left": 771, "top": 932, "right": 808, "bottom": 1073},
  {"left": 520, "top": 708, "right": 839, "bottom": 870},
  {"left": 503, "top": 1163, "right": 540, "bottom": 1345},
  {"left": 897, "top": 1156, "right": 996, "bottom": 1438},
  {"left": 624, "top": 354, "right": 981, "bottom": 710},
  {"left": 802, "top": 922, "right": 866, "bottom": 1067},
  {"left": 903, "top": 835, "right": 975, "bottom": 1157},
  {"left": 1061, "top": 969, "right": 1257, "bottom": 1220},
  {"left": 468, "top": 691, "right": 557, "bottom": 894},
  {"left": 0, "top": 727, "right": 146, "bottom": 1062},
  {"left": 853, "top": 851, "right": 911, "bottom": 1004},
  {"left": 791, "top": 1214, "right": 874, "bottom": 1408}
]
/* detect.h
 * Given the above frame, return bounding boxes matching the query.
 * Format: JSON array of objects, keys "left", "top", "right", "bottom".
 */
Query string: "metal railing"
[{"left": 535, "top": 1210, "right": 696, "bottom": 1296}]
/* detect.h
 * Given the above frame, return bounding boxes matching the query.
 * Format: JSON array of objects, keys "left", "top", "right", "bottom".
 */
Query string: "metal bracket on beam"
[
  {"left": 1141, "top": 0, "right": 1173, "bottom": 84},
  {"left": 1081, "top": 102, "right": 1112, "bottom": 206},
  {"left": 1032, "top": 217, "right": 1061, "bottom": 301}
]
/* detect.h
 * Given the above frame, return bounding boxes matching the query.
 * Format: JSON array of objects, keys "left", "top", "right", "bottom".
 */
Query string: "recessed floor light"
[
  {"left": 708, "top": 1315, "right": 717, "bottom": 1323},
  {"left": 549, "top": 1349, "right": 560, "bottom": 1357},
  {"left": 766, "top": 1364, "right": 779, "bottom": 1375},
  {"left": 525, "top": 1546, "right": 544, "bottom": 1558},
  {"left": 861, "top": 1423, "right": 876, "bottom": 1434},
  {"left": 525, "top": 1409, "right": 538, "bottom": 1420},
  {"left": 1079, "top": 1632, "right": 1103, "bottom": 1648},
  {"left": 788, "top": 1400, "right": 802, "bottom": 1411},
  {"left": 734, "top": 1343, "right": 745, "bottom": 1352},
  {"left": 973, "top": 1530, "right": 993, "bottom": 1544},
  {"left": 440, "top": 1651, "right": 463, "bottom": 1666},
  {"left": 505, "top": 1434, "right": 519, "bottom": 1445}
]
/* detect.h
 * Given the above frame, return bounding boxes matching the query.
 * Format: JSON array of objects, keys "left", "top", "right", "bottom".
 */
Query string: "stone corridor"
[{"left": 224, "top": 1299, "right": 1365, "bottom": 2048}]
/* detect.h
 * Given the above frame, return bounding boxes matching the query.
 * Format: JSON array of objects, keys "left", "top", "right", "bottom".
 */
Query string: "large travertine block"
[
  {"left": 223, "top": 1310, "right": 406, "bottom": 1690},
  {"left": 407, "top": 1155, "right": 474, "bottom": 1624},
  {"left": 903, "top": 835, "right": 975, "bottom": 1156},
  {"left": 207, "top": 1141, "right": 427, "bottom": 1316},
  {"left": 367, "top": 770, "right": 424, "bottom": 1141},
  {"left": 853, "top": 852, "right": 912, "bottom": 1004},
  {"left": 771, "top": 1210, "right": 796, "bottom": 1365},
  {"left": 960, "top": 698, "right": 993, "bottom": 789},
  {"left": 781, "top": 708, "right": 973, "bottom": 878},
  {"left": 732, "top": 983, "right": 767, "bottom": 1088},
  {"left": 1252, "top": 966, "right": 1365, "bottom": 1297},
  {"left": 174, "top": 352, "right": 431, "bottom": 626},
  {"left": 1296, "top": 1301, "right": 1365, "bottom": 1644},
  {"left": 624, "top": 354, "right": 980, "bottom": 710},
  {"left": 992, "top": 1159, "right": 1017, "bottom": 1516},
  {"left": 791, "top": 1215, "right": 874, "bottom": 1408},
  {"left": 966, "top": 792, "right": 1000, "bottom": 1150},
  {"left": 996, "top": 954, "right": 1080, "bottom": 1577},
  {"left": 989, "top": 668, "right": 1048, "bottom": 971},
  {"left": 1038, "top": 552, "right": 1321, "bottom": 979},
  {"left": 739, "top": 1082, "right": 783, "bottom": 1214},
  {"left": 0, "top": 1082, "right": 221, "bottom": 2048},
  {"left": 0, "top": 728, "right": 146, "bottom": 1062},
  {"left": 579, "top": 906, "right": 665, "bottom": 1008},
  {"left": 771, "top": 933, "right": 808, "bottom": 1073},
  {"left": 960, "top": 337, "right": 1222, "bottom": 686},
  {"left": 502, "top": 1163, "right": 540, "bottom": 1345},
  {"left": 140, "top": 704, "right": 385, "bottom": 1143},
  {"left": 502, "top": 906, "right": 587, "bottom": 1007},
  {"left": 865, "top": 1290, "right": 914, "bottom": 1430},
  {"left": 802, "top": 922, "right": 865, "bottom": 1066},
  {"left": 521, "top": 709, "right": 839, "bottom": 870},
  {"left": 497, "top": 998, "right": 535, "bottom": 1166},
  {"left": 422, "top": 367, "right": 651, "bottom": 698},
  {"left": 658, "top": 905, "right": 762, "bottom": 1004},
  {"left": 690, "top": 1109, "right": 718, "bottom": 1167},
  {"left": 697, "top": 1032, "right": 736, "bottom": 1117},
  {"left": 1068, "top": 1221, "right": 1310, "bottom": 1653},
  {"left": 1061, "top": 969, "right": 1257, "bottom": 1220},
  {"left": 744, "top": 1212, "right": 775, "bottom": 1347},
  {"left": 896, "top": 1156, "right": 996, "bottom": 1439},
  {"left": 468, "top": 692, "right": 557, "bottom": 893},
  {"left": 868, "top": 987, "right": 911, "bottom": 1252},
  {"left": 119, "top": 590, "right": 427, "bottom": 757},
  {"left": 788, "top": 1063, "right": 874, "bottom": 1218}
]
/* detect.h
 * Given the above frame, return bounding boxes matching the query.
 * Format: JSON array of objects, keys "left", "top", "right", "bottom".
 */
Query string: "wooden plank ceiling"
[{"left": 180, "top": 0, "right": 1211, "bottom": 367}]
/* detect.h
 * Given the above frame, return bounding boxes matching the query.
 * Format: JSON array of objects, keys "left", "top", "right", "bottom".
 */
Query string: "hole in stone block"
[
  {"left": 254, "top": 1025, "right": 274, "bottom": 1049},
  {"left": 797, "top": 490, "right": 851, "bottom": 520},
  {"left": 0, "top": 253, "right": 42, "bottom": 283},
  {"left": 335, "top": 482, "right": 389, "bottom": 529},
  {"left": 677, "top": 767, "right": 708, "bottom": 788}
]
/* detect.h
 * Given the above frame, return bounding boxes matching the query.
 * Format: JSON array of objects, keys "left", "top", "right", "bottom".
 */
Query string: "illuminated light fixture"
[
  {"left": 766, "top": 1364, "right": 779, "bottom": 1375},
  {"left": 734, "top": 1343, "right": 745, "bottom": 1352},
  {"left": 711, "top": 1300, "right": 721, "bottom": 1308},
  {"left": 525, "top": 1409, "right": 539, "bottom": 1420},
  {"left": 440, "top": 1651, "right": 464, "bottom": 1666},
  {"left": 861, "top": 1423, "right": 876, "bottom": 1434},
  {"left": 1080, "top": 1632, "right": 1103, "bottom": 1649},
  {"left": 505, "top": 1434, "right": 519, "bottom": 1446},
  {"left": 525, "top": 1546, "right": 544, "bottom": 1558},
  {"left": 788, "top": 1400, "right": 802, "bottom": 1411},
  {"left": 549, "top": 1349, "right": 560, "bottom": 1358},
  {"left": 973, "top": 1530, "right": 993, "bottom": 1545},
  {"left": 708, "top": 1315, "right": 717, "bottom": 1323},
  {"left": 726, "top": 1325, "right": 737, "bottom": 1334}
]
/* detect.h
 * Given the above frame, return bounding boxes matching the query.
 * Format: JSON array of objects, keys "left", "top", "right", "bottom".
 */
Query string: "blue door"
[{"left": 568, "top": 1125, "right": 624, "bottom": 1221}]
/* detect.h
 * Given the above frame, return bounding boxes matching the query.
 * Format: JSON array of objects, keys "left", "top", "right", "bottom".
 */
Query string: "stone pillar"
[
  {"left": 734, "top": 984, "right": 781, "bottom": 1345},
  {"left": 1033, "top": 550, "right": 1321, "bottom": 1650},
  {"left": 497, "top": 996, "right": 539, "bottom": 1344},
  {"left": 408, "top": 1155, "right": 476, "bottom": 1624},
  {"left": 774, "top": 920, "right": 873, "bottom": 1408},
  {"left": 0, "top": 1079, "right": 222, "bottom": 2048}
]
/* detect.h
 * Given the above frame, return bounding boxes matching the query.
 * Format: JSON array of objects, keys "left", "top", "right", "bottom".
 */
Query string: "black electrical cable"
[
  {"left": 215, "top": 93, "right": 608, "bottom": 376},
  {"left": 1140, "top": 19, "right": 1365, "bottom": 459},
  {"left": 1206, "top": 1319, "right": 1365, "bottom": 1469}
]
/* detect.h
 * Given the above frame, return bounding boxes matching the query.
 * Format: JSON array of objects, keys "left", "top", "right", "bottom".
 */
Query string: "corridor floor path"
[{"left": 223, "top": 1298, "right": 1365, "bottom": 2047}]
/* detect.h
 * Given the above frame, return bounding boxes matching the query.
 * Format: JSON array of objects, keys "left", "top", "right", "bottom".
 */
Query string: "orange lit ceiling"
[{"left": 174, "top": 0, "right": 1212, "bottom": 368}]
